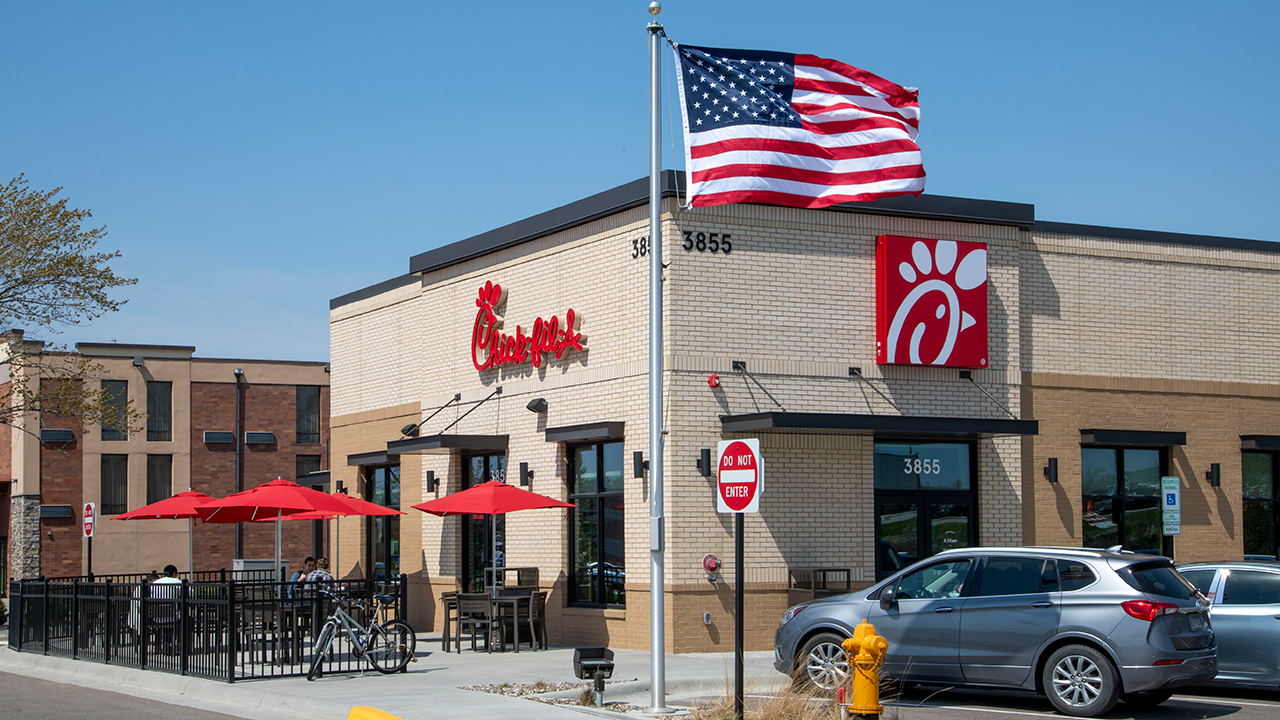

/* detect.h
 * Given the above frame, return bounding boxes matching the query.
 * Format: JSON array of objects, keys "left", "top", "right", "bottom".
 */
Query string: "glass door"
[
  {"left": 462, "top": 454, "right": 506, "bottom": 593},
  {"left": 363, "top": 465, "right": 400, "bottom": 578},
  {"left": 874, "top": 441, "right": 977, "bottom": 579}
]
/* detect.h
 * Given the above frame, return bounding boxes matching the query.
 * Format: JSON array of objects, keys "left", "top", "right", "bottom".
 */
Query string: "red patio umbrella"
[
  {"left": 112, "top": 490, "right": 213, "bottom": 575},
  {"left": 412, "top": 480, "right": 574, "bottom": 588},
  {"left": 253, "top": 492, "right": 404, "bottom": 579},
  {"left": 197, "top": 479, "right": 357, "bottom": 581}
]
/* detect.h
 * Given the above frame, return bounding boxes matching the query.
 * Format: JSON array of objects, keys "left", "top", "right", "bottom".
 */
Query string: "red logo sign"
[
  {"left": 83, "top": 502, "right": 95, "bottom": 538},
  {"left": 876, "top": 235, "right": 988, "bottom": 367},
  {"left": 717, "top": 439, "right": 762, "bottom": 513},
  {"left": 471, "top": 281, "right": 584, "bottom": 371}
]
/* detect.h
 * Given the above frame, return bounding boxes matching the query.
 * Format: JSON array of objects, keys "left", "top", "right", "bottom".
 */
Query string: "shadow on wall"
[{"left": 1018, "top": 246, "right": 1063, "bottom": 374}]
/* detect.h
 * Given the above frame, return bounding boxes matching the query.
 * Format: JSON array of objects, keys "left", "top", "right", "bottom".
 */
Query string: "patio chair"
[
  {"left": 454, "top": 593, "right": 494, "bottom": 653},
  {"left": 527, "top": 590, "right": 547, "bottom": 650}
]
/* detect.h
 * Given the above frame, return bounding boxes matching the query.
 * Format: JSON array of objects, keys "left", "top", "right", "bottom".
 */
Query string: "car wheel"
[
  {"left": 1042, "top": 644, "right": 1119, "bottom": 717},
  {"left": 793, "top": 632, "right": 849, "bottom": 691},
  {"left": 1119, "top": 689, "right": 1173, "bottom": 708}
]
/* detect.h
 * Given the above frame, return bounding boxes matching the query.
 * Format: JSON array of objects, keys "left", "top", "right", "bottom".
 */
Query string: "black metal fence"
[{"left": 7, "top": 574, "right": 407, "bottom": 682}]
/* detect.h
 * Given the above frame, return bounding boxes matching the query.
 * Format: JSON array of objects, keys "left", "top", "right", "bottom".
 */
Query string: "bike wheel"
[
  {"left": 307, "top": 622, "right": 336, "bottom": 681},
  {"left": 367, "top": 620, "right": 415, "bottom": 674}
]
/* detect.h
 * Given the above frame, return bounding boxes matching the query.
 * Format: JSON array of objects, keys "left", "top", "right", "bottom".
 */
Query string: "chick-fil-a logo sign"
[
  {"left": 875, "top": 235, "right": 988, "bottom": 368},
  {"left": 471, "top": 280, "right": 584, "bottom": 371}
]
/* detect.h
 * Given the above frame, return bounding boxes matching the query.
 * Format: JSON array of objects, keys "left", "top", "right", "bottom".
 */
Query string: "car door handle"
[
  {"left": 1031, "top": 602, "right": 1054, "bottom": 608},
  {"left": 933, "top": 606, "right": 955, "bottom": 614}
]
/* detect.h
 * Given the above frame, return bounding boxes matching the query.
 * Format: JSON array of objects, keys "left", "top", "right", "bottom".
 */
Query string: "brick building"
[
  {"left": 329, "top": 172, "right": 1280, "bottom": 651},
  {"left": 4, "top": 339, "right": 330, "bottom": 581}
]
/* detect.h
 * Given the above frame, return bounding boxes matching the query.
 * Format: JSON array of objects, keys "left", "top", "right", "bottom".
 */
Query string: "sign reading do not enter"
[{"left": 717, "top": 438, "right": 763, "bottom": 514}]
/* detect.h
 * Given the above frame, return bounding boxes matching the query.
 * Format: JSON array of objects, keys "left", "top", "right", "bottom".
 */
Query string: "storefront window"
[
  {"left": 462, "top": 454, "right": 505, "bottom": 592},
  {"left": 1082, "top": 447, "right": 1168, "bottom": 556},
  {"left": 569, "top": 441, "right": 625, "bottom": 606},
  {"left": 364, "top": 465, "right": 400, "bottom": 579},
  {"left": 1243, "top": 452, "right": 1279, "bottom": 560},
  {"left": 874, "top": 441, "right": 975, "bottom": 579}
]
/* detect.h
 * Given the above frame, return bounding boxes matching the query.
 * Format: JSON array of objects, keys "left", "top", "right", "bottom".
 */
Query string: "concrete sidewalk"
[{"left": 0, "top": 635, "right": 787, "bottom": 720}]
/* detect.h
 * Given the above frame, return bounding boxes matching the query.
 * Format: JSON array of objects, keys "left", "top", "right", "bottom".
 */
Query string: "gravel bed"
[{"left": 463, "top": 680, "right": 648, "bottom": 713}]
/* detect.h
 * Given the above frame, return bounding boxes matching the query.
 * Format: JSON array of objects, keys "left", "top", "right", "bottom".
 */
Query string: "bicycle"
[{"left": 307, "top": 587, "right": 416, "bottom": 680}]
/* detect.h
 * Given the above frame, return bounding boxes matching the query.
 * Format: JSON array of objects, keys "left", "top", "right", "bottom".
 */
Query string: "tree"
[{"left": 0, "top": 174, "right": 139, "bottom": 431}]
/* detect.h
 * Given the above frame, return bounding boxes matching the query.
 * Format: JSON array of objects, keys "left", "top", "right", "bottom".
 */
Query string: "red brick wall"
[
  {"left": 40, "top": 380, "right": 84, "bottom": 577},
  {"left": 190, "top": 382, "right": 330, "bottom": 574}
]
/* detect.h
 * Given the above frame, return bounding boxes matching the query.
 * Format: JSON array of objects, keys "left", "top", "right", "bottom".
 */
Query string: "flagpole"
[{"left": 646, "top": 2, "right": 667, "bottom": 713}]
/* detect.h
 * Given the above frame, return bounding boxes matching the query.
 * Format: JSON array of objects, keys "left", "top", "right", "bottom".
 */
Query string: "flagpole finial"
[{"left": 648, "top": 1, "right": 661, "bottom": 15}]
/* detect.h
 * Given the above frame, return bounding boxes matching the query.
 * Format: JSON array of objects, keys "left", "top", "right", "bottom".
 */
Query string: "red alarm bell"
[{"left": 708, "top": 373, "right": 720, "bottom": 388}]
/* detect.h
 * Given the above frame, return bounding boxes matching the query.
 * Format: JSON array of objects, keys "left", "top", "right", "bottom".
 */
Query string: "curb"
[{"left": 0, "top": 648, "right": 352, "bottom": 720}]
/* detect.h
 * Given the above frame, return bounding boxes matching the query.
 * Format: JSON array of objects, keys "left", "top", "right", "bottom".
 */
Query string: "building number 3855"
[{"left": 906, "top": 458, "right": 942, "bottom": 475}]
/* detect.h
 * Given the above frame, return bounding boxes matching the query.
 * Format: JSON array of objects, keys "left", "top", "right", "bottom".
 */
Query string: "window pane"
[
  {"left": 572, "top": 446, "right": 598, "bottom": 494},
  {"left": 296, "top": 454, "right": 322, "bottom": 481},
  {"left": 1083, "top": 497, "right": 1118, "bottom": 548},
  {"left": 296, "top": 386, "right": 321, "bottom": 444},
  {"left": 602, "top": 442, "right": 624, "bottom": 493},
  {"left": 492, "top": 455, "right": 506, "bottom": 484},
  {"left": 1124, "top": 449, "right": 1161, "bottom": 496},
  {"left": 1224, "top": 570, "right": 1280, "bottom": 605},
  {"left": 101, "top": 380, "right": 128, "bottom": 441},
  {"left": 873, "top": 444, "right": 918, "bottom": 490},
  {"left": 1179, "top": 570, "right": 1217, "bottom": 595},
  {"left": 101, "top": 455, "right": 128, "bottom": 515},
  {"left": 977, "top": 558, "right": 1055, "bottom": 596},
  {"left": 467, "top": 456, "right": 486, "bottom": 488},
  {"left": 874, "top": 442, "right": 971, "bottom": 491},
  {"left": 146, "top": 455, "right": 172, "bottom": 505},
  {"left": 1123, "top": 497, "right": 1161, "bottom": 554},
  {"left": 370, "top": 467, "right": 387, "bottom": 506},
  {"left": 1243, "top": 499, "right": 1276, "bottom": 558},
  {"left": 1081, "top": 448, "right": 1117, "bottom": 496},
  {"left": 879, "top": 503, "right": 919, "bottom": 570},
  {"left": 1058, "top": 561, "right": 1098, "bottom": 591},
  {"left": 895, "top": 560, "right": 971, "bottom": 600},
  {"left": 388, "top": 466, "right": 400, "bottom": 509},
  {"left": 146, "top": 381, "right": 172, "bottom": 442},
  {"left": 602, "top": 495, "right": 625, "bottom": 605},
  {"left": 1122, "top": 560, "right": 1196, "bottom": 599},
  {"left": 573, "top": 497, "right": 599, "bottom": 604},
  {"left": 930, "top": 503, "right": 971, "bottom": 554},
  {"left": 1243, "top": 453, "right": 1274, "bottom": 499}
]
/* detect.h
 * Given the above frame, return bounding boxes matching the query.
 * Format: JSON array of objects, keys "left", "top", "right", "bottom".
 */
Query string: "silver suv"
[{"left": 774, "top": 547, "right": 1216, "bottom": 717}]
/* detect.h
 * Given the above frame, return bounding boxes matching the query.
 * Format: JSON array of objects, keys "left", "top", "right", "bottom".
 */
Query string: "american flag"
[{"left": 672, "top": 44, "right": 924, "bottom": 209}]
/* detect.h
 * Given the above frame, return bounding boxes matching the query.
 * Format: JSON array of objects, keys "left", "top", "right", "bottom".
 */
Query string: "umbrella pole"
[
  {"left": 189, "top": 517, "right": 195, "bottom": 577},
  {"left": 276, "top": 508, "right": 282, "bottom": 597}
]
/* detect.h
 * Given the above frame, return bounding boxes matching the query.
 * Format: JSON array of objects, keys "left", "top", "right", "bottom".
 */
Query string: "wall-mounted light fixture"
[
  {"left": 400, "top": 423, "right": 421, "bottom": 437},
  {"left": 633, "top": 451, "right": 649, "bottom": 479},
  {"left": 336, "top": 480, "right": 346, "bottom": 495},
  {"left": 520, "top": 462, "right": 533, "bottom": 487},
  {"left": 696, "top": 448, "right": 712, "bottom": 477},
  {"left": 426, "top": 471, "right": 438, "bottom": 493},
  {"left": 233, "top": 368, "right": 244, "bottom": 379},
  {"left": 526, "top": 398, "right": 548, "bottom": 413},
  {"left": 1206, "top": 463, "right": 1221, "bottom": 488},
  {"left": 1043, "top": 457, "right": 1059, "bottom": 483}
]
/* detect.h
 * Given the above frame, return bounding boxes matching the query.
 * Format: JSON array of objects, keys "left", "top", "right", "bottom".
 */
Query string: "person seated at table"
[
  {"left": 150, "top": 565, "right": 183, "bottom": 653},
  {"left": 288, "top": 557, "right": 316, "bottom": 600},
  {"left": 307, "top": 557, "right": 334, "bottom": 585}
]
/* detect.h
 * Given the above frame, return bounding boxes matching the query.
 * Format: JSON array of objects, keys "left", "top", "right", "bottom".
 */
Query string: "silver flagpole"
[{"left": 646, "top": 2, "right": 667, "bottom": 713}]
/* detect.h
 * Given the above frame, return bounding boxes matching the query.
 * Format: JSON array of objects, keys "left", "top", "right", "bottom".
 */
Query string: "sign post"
[
  {"left": 83, "top": 502, "right": 96, "bottom": 579},
  {"left": 718, "top": 439, "right": 763, "bottom": 719},
  {"left": 1162, "top": 476, "right": 1181, "bottom": 537}
]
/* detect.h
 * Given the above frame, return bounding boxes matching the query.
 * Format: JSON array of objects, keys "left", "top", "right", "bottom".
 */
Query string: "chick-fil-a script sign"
[{"left": 471, "top": 281, "right": 585, "bottom": 371}]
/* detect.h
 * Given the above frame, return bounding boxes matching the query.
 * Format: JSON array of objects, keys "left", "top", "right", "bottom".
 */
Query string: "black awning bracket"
[
  {"left": 402, "top": 393, "right": 463, "bottom": 439},
  {"left": 438, "top": 386, "right": 502, "bottom": 435},
  {"left": 732, "top": 361, "right": 787, "bottom": 412},
  {"left": 849, "top": 367, "right": 902, "bottom": 414},
  {"left": 959, "top": 371, "right": 1020, "bottom": 421}
]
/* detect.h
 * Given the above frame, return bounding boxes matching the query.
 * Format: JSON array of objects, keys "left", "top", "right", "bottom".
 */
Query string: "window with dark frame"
[
  {"left": 146, "top": 381, "right": 172, "bottom": 441},
  {"left": 101, "top": 454, "right": 128, "bottom": 515},
  {"left": 1082, "top": 447, "right": 1171, "bottom": 556},
  {"left": 146, "top": 454, "right": 172, "bottom": 504},
  {"left": 101, "top": 380, "right": 128, "bottom": 441},
  {"left": 296, "top": 385, "right": 321, "bottom": 444},
  {"left": 461, "top": 455, "right": 506, "bottom": 592},
  {"left": 873, "top": 440, "right": 977, "bottom": 580},
  {"left": 364, "top": 465, "right": 400, "bottom": 579},
  {"left": 568, "top": 441, "right": 625, "bottom": 607},
  {"left": 296, "top": 454, "right": 323, "bottom": 481},
  {"left": 1243, "top": 451, "right": 1280, "bottom": 560}
]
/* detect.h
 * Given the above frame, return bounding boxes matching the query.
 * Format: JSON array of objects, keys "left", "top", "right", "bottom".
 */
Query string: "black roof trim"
[
  {"left": 1033, "top": 221, "right": 1278, "bottom": 254},
  {"left": 1080, "top": 428, "right": 1186, "bottom": 447},
  {"left": 1241, "top": 435, "right": 1280, "bottom": 451},
  {"left": 720, "top": 411, "right": 1038, "bottom": 437},
  {"left": 330, "top": 273, "right": 419, "bottom": 310},
  {"left": 828, "top": 193, "right": 1033, "bottom": 227},
  {"left": 386, "top": 433, "right": 509, "bottom": 455},
  {"left": 544, "top": 421, "right": 625, "bottom": 444}
]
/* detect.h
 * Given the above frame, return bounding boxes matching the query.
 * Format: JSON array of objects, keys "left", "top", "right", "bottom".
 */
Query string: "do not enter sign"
[{"left": 717, "top": 438, "right": 763, "bottom": 513}]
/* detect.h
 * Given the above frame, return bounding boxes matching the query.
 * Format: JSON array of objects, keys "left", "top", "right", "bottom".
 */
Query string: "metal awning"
[
  {"left": 347, "top": 450, "right": 399, "bottom": 466},
  {"left": 720, "top": 411, "right": 1038, "bottom": 438},
  {"left": 1241, "top": 435, "right": 1280, "bottom": 451},
  {"left": 1080, "top": 429, "right": 1186, "bottom": 447},
  {"left": 544, "top": 422, "right": 625, "bottom": 444},
  {"left": 299, "top": 470, "right": 330, "bottom": 489},
  {"left": 386, "top": 434, "right": 509, "bottom": 455}
]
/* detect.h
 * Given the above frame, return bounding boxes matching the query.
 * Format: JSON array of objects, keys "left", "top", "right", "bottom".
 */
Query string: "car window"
[
  {"left": 1120, "top": 560, "right": 1197, "bottom": 599},
  {"left": 1178, "top": 570, "right": 1217, "bottom": 596},
  {"left": 1223, "top": 571, "right": 1280, "bottom": 605},
  {"left": 894, "top": 560, "right": 971, "bottom": 600},
  {"left": 1057, "top": 560, "right": 1098, "bottom": 592},
  {"left": 976, "top": 557, "right": 1057, "bottom": 596}
]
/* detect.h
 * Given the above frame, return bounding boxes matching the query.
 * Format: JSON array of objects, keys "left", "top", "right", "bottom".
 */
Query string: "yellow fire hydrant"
[{"left": 841, "top": 620, "right": 888, "bottom": 717}]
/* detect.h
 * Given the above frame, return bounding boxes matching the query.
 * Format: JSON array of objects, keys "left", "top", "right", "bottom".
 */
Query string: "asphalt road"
[{"left": 0, "top": 672, "right": 245, "bottom": 720}]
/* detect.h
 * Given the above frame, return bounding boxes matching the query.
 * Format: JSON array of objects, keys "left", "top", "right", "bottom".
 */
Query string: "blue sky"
[{"left": 4, "top": 2, "right": 1277, "bottom": 361}]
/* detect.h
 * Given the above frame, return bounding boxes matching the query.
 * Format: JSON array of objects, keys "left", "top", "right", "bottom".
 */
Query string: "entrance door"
[
  {"left": 364, "top": 465, "right": 400, "bottom": 579},
  {"left": 462, "top": 454, "right": 506, "bottom": 593},
  {"left": 874, "top": 441, "right": 977, "bottom": 579}
]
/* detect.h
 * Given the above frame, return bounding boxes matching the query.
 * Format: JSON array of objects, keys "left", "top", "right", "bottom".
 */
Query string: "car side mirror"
[{"left": 879, "top": 586, "right": 896, "bottom": 611}]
